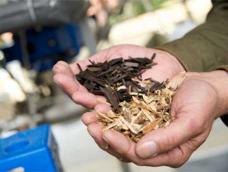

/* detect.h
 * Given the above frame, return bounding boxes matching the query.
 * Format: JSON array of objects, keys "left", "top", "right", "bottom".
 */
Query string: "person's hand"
[
  {"left": 53, "top": 44, "right": 184, "bottom": 109},
  {"left": 87, "top": 0, "right": 120, "bottom": 27},
  {"left": 81, "top": 70, "right": 228, "bottom": 167}
]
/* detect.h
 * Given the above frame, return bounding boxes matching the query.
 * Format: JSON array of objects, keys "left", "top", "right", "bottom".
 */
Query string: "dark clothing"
[{"left": 157, "top": 0, "right": 228, "bottom": 125}]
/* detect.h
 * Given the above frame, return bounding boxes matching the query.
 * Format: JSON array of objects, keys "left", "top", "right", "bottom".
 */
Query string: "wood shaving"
[{"left": 97, "top": 73, "right": 186, "bottom": 142}]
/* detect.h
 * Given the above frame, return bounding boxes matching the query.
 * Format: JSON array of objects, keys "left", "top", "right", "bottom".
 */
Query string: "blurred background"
[{"left": 0, "top": 0, "right": 228, "bottom": 172}]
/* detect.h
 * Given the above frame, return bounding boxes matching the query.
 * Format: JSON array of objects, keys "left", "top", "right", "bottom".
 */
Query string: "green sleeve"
[{"left": 157, "top": 1, "right": 228, "bottom": 72}]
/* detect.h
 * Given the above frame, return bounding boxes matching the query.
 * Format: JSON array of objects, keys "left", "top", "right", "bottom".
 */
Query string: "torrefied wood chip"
[{"left": 97, "top": 73, "right": 186, "bottom": 142}]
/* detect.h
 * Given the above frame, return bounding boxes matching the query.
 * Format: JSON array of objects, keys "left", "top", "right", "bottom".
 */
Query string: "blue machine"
[
  {"left": 2, "top": 23, "right": 82, "bottom": 72},
  {"left": 0, "top": 125, "right": 62, "bottom": 172}
]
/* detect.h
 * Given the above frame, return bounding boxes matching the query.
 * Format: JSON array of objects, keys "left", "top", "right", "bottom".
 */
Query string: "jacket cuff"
[
  {"left": 216, "top": 65, "right": 228, "bottom": 73},
  {"left": 221, "top": 115, "right": 228, "bottom": 127}
]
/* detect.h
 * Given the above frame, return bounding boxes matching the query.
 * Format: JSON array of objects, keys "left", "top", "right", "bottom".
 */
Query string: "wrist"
[{"left": 193, "top": 71, "right": 228, "bottom": 117}]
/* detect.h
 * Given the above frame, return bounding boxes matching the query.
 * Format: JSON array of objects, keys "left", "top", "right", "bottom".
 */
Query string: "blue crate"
[
  {"left": 2, "top": 23, "right": 82, "bottom": 72},
  {"left": 0, "top": 125, "right": 62, "bottom": 172}
]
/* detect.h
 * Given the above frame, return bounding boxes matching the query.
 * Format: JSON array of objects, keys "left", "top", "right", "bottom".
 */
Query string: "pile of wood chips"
[
  {"left": 76, "top": 55, "right": 186, "bottom": 142},
  {"left": 97, "top": 80, "right": 178, "bottom": 142}
]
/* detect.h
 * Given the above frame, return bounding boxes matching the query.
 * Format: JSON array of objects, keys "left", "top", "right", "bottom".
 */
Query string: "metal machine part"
[
  {"left": 3, "top": 23, "right": 82, "bottom": 72},
  {"left": 0, "top": 0, "right": 89, "bottom": 33}
]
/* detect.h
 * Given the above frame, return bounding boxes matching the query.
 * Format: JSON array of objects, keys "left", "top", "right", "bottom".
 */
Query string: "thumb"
[{"left": 135, "top": 115, "right": 198, "bottom": 159}]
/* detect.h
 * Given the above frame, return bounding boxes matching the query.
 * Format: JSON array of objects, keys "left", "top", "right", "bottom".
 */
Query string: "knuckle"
[
  {"left": 187, "top": 117, "right": 204, "bottom": 133},
  {"left": 165, "top": 148, "right": 189, "bottom": 168},
  {"left": 158, "top": 133, "right": 176, "bottom": 151}
]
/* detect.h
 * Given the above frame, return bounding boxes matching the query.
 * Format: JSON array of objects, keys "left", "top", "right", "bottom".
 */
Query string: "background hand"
[
  {"left": 53, "top": 44, "right": 184, "bottom": 109},
  {"left": 87, "top": 0, "right": 120, "bottom": 27},
  {"left": 82, "top": 71, "right": 227, "bottom": 167}
]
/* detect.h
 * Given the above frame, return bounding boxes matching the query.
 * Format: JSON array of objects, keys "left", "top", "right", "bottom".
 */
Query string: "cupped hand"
[
  {"left": 82, "top": 71, "right": 227, "bottom": 167},
  {"left": 53, "top": 44, "right": 184, "bottom": 109}
]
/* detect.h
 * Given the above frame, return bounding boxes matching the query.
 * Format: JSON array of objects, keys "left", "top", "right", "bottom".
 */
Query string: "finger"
[
  {"left": 87, "top": 123, "right": 109, "bottom": 150},
  {"left": 53, "top": 74, "right": 84, "bottom": 96},
  {"left": 83, "top": 108, "right": 130, "bottom": 162},
  {"left": 87, "top": 6, "right": 97, "bottom": 16},
  {"left": 96, "top": 96, "right": 109, "bottom": 105},
  {"left": 72, "top": 92, "right": 105, "bottom": 108},
  {"left": 87, "top": 123, "right": 130, "bottom": 162},
  {"left": 81, "top": 111, "right": 97, "bottom": 125},
  {"left": 54, "top": 74, "right": 103, "bottom": 108},
  {"left": 53, "top": 61, "right": 72, "bottom": 75},
  {"left": 81, "top": 104, "right": 115, "bottom": 125},
  {"left": 81, "top": 101, "right": 111, "bottom": 126},
  {"left": 84, "top": 106, "right": 130, "bottom": 162},
  {"left": 136, "top": 116, "right": 199, "bottom": 159},
  {"left": 106, "top": 147, "right": 130, "bottom": 163},
  {"left": 142, "top": 145, "right": 189, "bottom": 167},
  {"left": 95, "top": 103, "right": 111, "bottom": 113},
  {"left": 102, "top": 129, "right": 191, "bottom": 167},
  {"left": 53, "top": 61, "right": 91, "bottom": 99},
  {"left": 102, "top": 130, "right": 142, "bottom": 163},
  {"left": 143, "top": 132, "right": 208, "bottom": 167}
]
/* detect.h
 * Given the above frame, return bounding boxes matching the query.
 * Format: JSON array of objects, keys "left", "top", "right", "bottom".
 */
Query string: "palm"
[
  {"left": 81, "top": 74, "right": 220, "bottom": 167},
  {"left": 53, "top": 44, "right": 184, "bottom": 108}
]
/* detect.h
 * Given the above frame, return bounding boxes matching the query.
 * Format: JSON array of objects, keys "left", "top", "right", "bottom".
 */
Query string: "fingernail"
[{"left": 137, "top": 141, "right": 158, "bottom": 159}]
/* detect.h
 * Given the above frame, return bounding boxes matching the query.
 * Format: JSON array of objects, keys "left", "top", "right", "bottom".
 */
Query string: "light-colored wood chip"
[{"left": 97, "top": 73, "right": 186, "bottom": 142}]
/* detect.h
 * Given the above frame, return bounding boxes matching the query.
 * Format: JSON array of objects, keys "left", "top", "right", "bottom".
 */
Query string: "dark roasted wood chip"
[{"left": 75, "top": 55, "right": 157, "bottom": 111}]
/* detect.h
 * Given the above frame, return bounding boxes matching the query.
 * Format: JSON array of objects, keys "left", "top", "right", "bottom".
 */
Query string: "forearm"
[{"left": 157, "top": 2, "right": 228, "bottom": 72}]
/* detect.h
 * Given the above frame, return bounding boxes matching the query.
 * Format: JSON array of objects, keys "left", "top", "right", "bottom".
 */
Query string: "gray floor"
[
  {"left": 178, "top": 150, "right": 228, "bottom": 172},
  {"left": 52, "top": 118, "right": 228, "bottom": 172}
]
